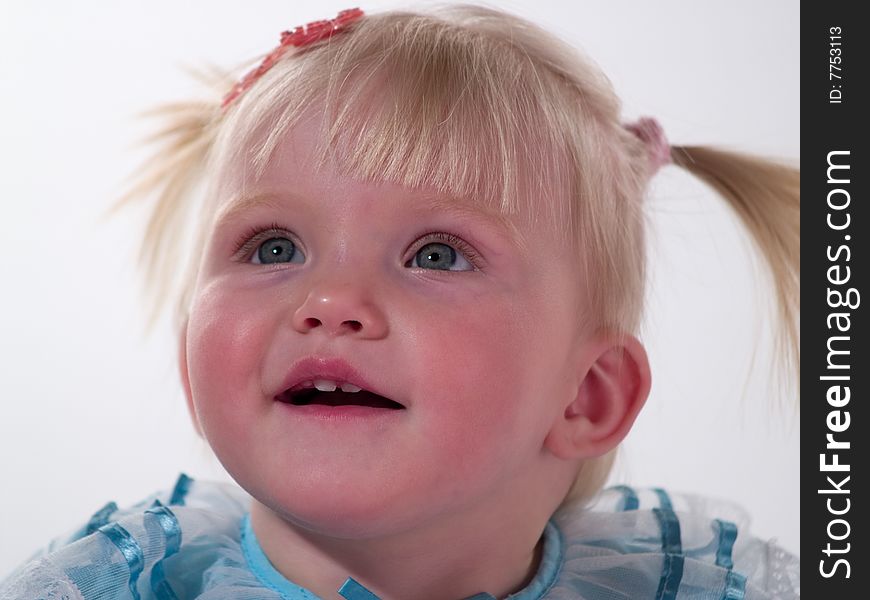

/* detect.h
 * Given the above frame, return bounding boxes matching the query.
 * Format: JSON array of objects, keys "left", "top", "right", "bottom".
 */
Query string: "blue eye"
[
  {"left": 409, "top": 240, "right": 474, "bottom": 271},
  {"left": 253, "top": 237, "right": 304, "bottom": 265}
]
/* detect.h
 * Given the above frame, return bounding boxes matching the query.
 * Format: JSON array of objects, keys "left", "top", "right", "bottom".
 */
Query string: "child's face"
[{"left": 183, "top": 115, "right": 590, "bottom": 536}]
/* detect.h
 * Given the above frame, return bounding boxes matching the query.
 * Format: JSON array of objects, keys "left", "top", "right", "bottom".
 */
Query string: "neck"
[{"left": 249, "top": 494, "right": 554, "bottom": 600}]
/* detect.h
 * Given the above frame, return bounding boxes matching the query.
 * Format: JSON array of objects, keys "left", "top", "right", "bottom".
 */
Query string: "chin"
[
  {"left": 264, "top": 488, "right": 429, "bottom": 539},
  {"left": 233, "top": 465, "right": 431, "bottom": 539}
]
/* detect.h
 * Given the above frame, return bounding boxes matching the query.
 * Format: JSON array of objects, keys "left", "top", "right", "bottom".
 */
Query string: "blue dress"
[{"left": 0, "top": 474, "right": 799, "bottom": 599}]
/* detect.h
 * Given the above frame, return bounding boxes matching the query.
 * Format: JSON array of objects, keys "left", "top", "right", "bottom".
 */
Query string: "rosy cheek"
[
  {"left": 187, "top": 283, "right": 270, "bottom": 418},
  {"left": 412, "top": 294, "right": 537, "bottom": 437}
]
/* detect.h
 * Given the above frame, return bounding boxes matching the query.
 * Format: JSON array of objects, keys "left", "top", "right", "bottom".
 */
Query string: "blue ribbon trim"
[
  {"left": 612, "top": 485, "right": 639, "bottom": 511},
  {"left": 85, "top": 501, "right": 118, "bottom": 535},
  {"left": 714, "top": 520, "right": 746, "bottom": 599},
  {"left": 146, "top": 503, "right": 182, "bottom": 600},
  {"left": 653, "top": 508, "right": 682, "bottom": 554},
  {"left": 169, "top": 473, "right": 193, "bottom": 506},
  {"left": 338, "top": 577, "right": 381, "bottom": 600},
  {"left": 653, "top": 488, "right": 673, "bottom": 510},
  {"left": 653, "top": 508, "right": 684, "bottom": 600},
  {"left": 722, "top": 570, "right": 747, "bottom": 600},
  {"left": 654, "top": 553, "right": 685, "bottom": 600},
  {"left": 714, "top": 519, "right": 737, "bottom": 569},
  {"left": 98, "top": 522, "right": 144, "bottom": 600}
]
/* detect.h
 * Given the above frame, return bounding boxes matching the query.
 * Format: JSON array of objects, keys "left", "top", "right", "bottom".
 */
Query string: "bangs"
[{"left": 212, "top": 9, "right": 579, "bottom": 242}]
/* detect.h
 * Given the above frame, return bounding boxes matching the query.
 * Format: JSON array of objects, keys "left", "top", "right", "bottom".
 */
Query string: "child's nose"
[{"left": 290, "top": 281, "right": 389, "bottom": 339}]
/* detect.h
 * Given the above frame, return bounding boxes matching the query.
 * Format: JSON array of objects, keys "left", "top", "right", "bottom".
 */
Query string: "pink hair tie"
[
  {"left": 222, "top": 8, "right": 365, "bottom": 109},
  {"left": 625, "top": 117, "right": 671, "bottom": 174}
]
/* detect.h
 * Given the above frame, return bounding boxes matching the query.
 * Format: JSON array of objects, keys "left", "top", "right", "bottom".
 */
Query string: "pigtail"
[
  {"left": 670, "top": 146, "right": 800, "bottom": 400},
  {"left": 111, "top": 97, "right": 222, "bottom": 331}
]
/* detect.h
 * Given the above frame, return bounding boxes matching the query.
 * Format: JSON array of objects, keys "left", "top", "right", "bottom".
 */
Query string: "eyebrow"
[
  {"left": 419, "top": 195, "right": 528, "bottom": 251},
  {"left": 212, "top": 193, "right": 289, "bottom": 231},
  {"left": 212, "top": 191, "right": 528, "bottom": 252}
]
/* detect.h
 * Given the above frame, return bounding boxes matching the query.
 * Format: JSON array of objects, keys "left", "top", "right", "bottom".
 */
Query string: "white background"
[{"left": 0, "top": 0, "right": 799, "bottom": 576}]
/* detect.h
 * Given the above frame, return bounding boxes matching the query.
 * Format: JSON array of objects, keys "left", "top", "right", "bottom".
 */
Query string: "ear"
[
  {"left": 544, "top": 333, "right": 651, "bottom": 460},
  {"left": 178, "top": 321, "right": 203, "bottom": 438}
]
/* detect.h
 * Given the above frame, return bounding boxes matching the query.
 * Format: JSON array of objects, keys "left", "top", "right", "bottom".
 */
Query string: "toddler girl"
[{"left": 1, "top": 4, "right": 799, "bottom": 599}]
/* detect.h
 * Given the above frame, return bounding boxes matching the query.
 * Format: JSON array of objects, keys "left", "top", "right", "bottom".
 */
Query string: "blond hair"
[{"left": 119, "top": 4, "right": 799, "bottom": 503}]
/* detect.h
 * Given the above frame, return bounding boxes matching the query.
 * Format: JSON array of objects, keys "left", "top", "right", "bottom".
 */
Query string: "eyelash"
[
  {"left": 231, "top": 223, "right": 483, "bottom": 269},
  {"left": 413, "top": 231, "right": 483, "bottom": 270},
  {"left": 233, "top": 222, "right": 294, "bottom": 259}
]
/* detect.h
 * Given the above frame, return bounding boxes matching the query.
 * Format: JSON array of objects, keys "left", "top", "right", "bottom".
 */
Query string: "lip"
[
  {"left": 276, "top": 355, "right": 402, "bottom": 406},
  {"left": 277, "top": 402, "right": 405, "bottom": 423}
]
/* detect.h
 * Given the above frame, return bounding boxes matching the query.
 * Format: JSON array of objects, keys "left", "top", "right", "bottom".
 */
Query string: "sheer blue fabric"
[{"left": 0, "top": 475, "right": 799, "bottom": 599}]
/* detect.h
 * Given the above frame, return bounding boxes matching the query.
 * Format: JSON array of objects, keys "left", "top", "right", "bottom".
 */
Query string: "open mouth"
[{"left": 276, "top": 388, "right": 405, "bottom": 410}]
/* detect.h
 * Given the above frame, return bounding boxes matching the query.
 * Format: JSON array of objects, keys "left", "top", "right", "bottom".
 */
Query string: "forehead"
[{"left": 209, "top": 110, "right": 564, "bottom": 252}]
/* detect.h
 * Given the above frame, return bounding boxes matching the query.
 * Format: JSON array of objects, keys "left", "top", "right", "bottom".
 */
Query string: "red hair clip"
[{"left": 222, "top": 8, "right": 365, "bottom": 109}]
